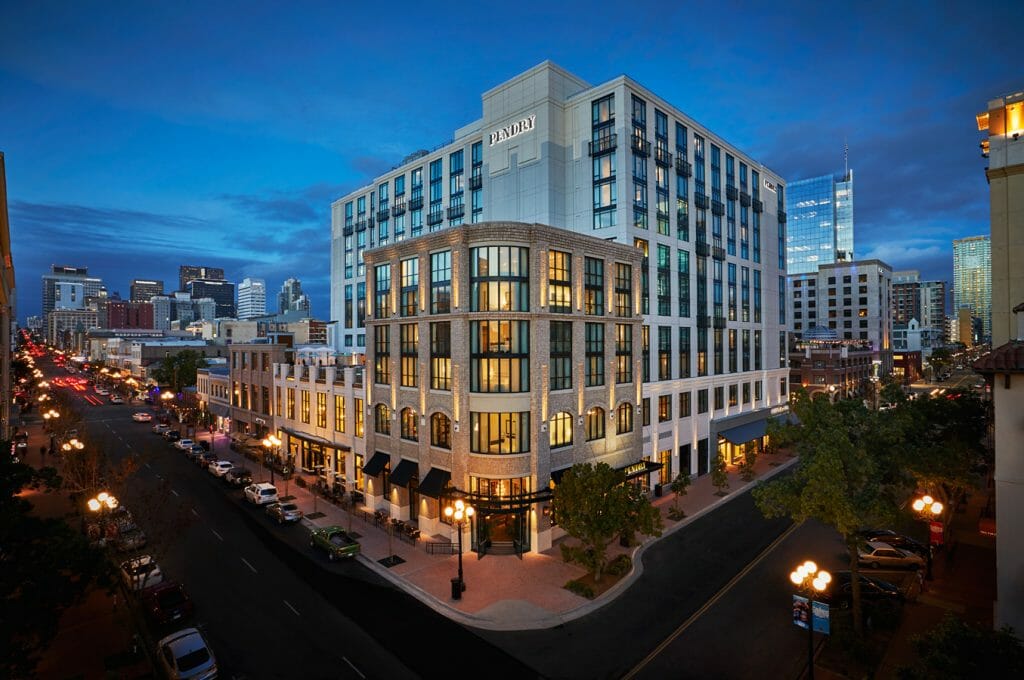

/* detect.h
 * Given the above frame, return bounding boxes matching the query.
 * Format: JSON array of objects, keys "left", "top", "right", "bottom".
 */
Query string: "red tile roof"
[{"left": 974, "top": 341, "right": 1024, "bottom": 373}]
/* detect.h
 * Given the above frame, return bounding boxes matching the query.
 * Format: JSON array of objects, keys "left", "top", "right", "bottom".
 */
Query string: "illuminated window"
[
  {"left": 549, "top": 412, "right": 573, "bottom": 449},
  {"left": 585, "top": 407, "right": 606, "bottom": 441},
  {"left": 400, "top": 408, "right": 418, "bottom": 442},
  {"left": 374, "top": 403, "right": 390, "bottom": 435},
  {"left": 430, "top": 413, "right": 451, "bottom": 449},
  {"left": 616, "top": 402, "right": 634, "bottom": 434}
]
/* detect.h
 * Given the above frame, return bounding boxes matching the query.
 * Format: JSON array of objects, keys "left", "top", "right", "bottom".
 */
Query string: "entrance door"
[{"left": 697, "top": 438, "right": 709, "bottom": 476}]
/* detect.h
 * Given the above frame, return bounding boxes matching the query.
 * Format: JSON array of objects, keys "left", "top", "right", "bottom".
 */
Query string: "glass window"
[
  {"left": 615, "top": 263, "right": 633, "bottom": 316},
  {"left": 470, "top": 246, "right": 530, "bottom": 312},
  {"left": 316, "top": 393, "right": 327, "bottom": 428},
  {"left": 430, "top": 412, "right": 451, "bottom": 449},
  {"left": 616, "top": 402, "right": 634, "bottom": 434},
  {"left": 400, "top": 408, "right": 418, "bottom": 442},
  {"left": 548, "top": 250, "right": 572, "bottom": 313},
  {"left": 679, "top": 391, "right": 691, "bottom": 418},
  {"left": 658, "top": 394, "right": 671, "bottom": 422},
  {"left": 334, "top": 395, "right": 345, "bottom": 433},
  {"left": 430, "top": 322, "right": 451, "bottom": 390},
  {"left": 469, "top": 412, "right": 530, "bottom": 454},
  {"left": 300, "top": 390, "right": 310, "bottom": 424},
  {"left": 549, "top": 412, "right": 573, "bottom": 449},
  {"left": 585, "top": 407, "right": 606, "bottom": 441},
  {"left": 585, "top": 322, "right": 605, "bottom": 387},
  {"left": 470, "top": 320, "right": 530, "bottom": 393},
  {"left": 374, "top": 404, "right": 390, "bottom": 435},
  {"left": 550, "top": 321, "right": 573, "bottom": 391},
  {"left": 373, "top": 264, "right": 391, "bottom": 319},
  {"left": 430, "top": 251, "right": 451, "bottom": 315},
  {"left": 354, "top": 398, "right": 364, "bottom": 437},
  {"left": 615, "top": 323, "right": 633, "bottom": 384},
  {"left": 374, "top": 326, "right": 390, "bottom": 384},
  {"left": 400, "top": 258, "right": 419, "bottom": 317},
  {"left": 400, "top": 323, "right": 418, "bottom": 388},
  {"left": 584, "top": 257, "right": 604, "bottom": 315}
]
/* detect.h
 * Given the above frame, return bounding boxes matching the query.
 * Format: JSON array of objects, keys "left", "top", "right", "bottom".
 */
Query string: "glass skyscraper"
[
  {"left": 785, "top": 170, "right": 854, "bottom": 275},
  {"left": 952, "top": 235, "right": 991, "bottom": 340}
]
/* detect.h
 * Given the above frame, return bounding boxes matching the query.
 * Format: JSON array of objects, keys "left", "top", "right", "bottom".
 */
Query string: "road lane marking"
[
  {"left": 343, "top": 658, "right": 365, "bottom": 679},
  {"left": 211, "top": 529, "right": 223, "bottom": 541},
  {"left": 171, "top": 489, "right": 179, "bottom": 497},
  {"left": 622, "top": 521, "right": 800, "bottom": 680},
  {"left": 241, "top": 557, "right": 257, "bottom": 574},
  {"left": 191, "top": 508, "right": 200, "bottom": 517},
  {"left": 283, "top": 599, "right": 300, "bottom": 616},
  {"left": 155, "top": 474, "right": 162, "bottom": 480},
  {"left": 144, "top": 463, "right": 151, "bottom": 469}
]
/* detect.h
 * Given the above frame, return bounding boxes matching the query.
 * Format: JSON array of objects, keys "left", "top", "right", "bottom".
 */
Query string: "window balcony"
[
  {"left": 391, "top": 202, "right": 406, "bottom": 217},
  {"left": 711, "top": 200, "right": 724, "bottom": 216},
  {"left": 739, "top": 191, "right": 751, "bottom": 207},
  {"left": 714, "top": 316, "right": 727, "bottom": 329},
  {"left": 588, "top": 133, "right": 618, "bottom": 156},
  {"left": 655, "top": 147, "right": 673, "bottom": 166},
  {"left": 469, "top": 174, "right": 483, "bottom": 191},
  {"left": 427, "top": 210, "right": 444, "bottom": 226},
  {"left": 778, "top": 210, "right": 787, "bottom": 223},
  {"left": 695, "top": 241, "right": 710, "bottom": 257},
  {"left": 355, "top": 219, "right": 367, "bottom": 232},
  {"left": 377, "top": 208, "right": 390, "bottom": 222},
  {"left": 343, "top": 224, "right": 354, "bottom": 236},
  {"left": 696, "top": 315, "right": 711, "bottom": 328},
  {"left": 694, "top": 193, "right": 709, "bottom": 209},
  {"left": 752, "top": 199, "right": 764, "bottom": 213},
  {"left": 712, "top": 246, "right": 726, "bottom": 261},
  {"left": 631, "top": 136, "right": 651, "bottom": 157},
  {"left": 726, "top": 185, "right": 738, "bottom": 201},
  {"left": 409, "top": 195, "right": 424, "bottom": 211},
  {"left": 675, "top": 157, "right": 692, "bottom": 177},
  {"left": 447, "top": 204, "right": 465, "bottom": 220}
]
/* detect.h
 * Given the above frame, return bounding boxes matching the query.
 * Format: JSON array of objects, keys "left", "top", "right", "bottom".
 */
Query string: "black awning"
[
  {"left": 622, "top": 460, "right": 663, "bottom": 480},
  {"left": 417, "top": 468, "right": 451, "bottom": 498},
  {"left": 718, "top": 419, "right": 768, "bottom": 445},
  {"left": 362, "top": 451, "right": 390, "bottom": 477},
  {"left": 389, "top": 459, "right": 418, "bottom": 487}
]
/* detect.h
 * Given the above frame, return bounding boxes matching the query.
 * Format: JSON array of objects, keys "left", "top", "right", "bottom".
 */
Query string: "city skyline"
[{"left": 2, "top": 1, "right": 1022, "bottom": 322}]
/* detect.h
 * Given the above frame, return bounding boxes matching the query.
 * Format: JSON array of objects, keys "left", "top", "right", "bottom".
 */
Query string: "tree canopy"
[
  {"left": 898, "top": 614, "right": 1024, "bottom": 679},
  {"left": 554, "top": 462, "right": 662, "bottom": 582},
  {"left": 150, "top": 349, "right": 208, "bottom": 391}
]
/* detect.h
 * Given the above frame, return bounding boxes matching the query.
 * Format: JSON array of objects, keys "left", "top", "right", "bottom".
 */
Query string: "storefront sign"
[
  {"left": 623, "top": 461, "right": 648, "bottom": 477},
  {"left": 489, "top": 114, "right": 536, "bottom": 146}
]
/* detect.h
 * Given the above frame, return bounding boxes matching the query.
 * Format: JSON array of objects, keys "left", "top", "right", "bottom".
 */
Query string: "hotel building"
[{"left": 320, "top": 61, "right": 789, "bottom": 554}]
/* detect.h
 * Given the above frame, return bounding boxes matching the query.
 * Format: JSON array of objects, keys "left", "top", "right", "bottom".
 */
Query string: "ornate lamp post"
[
  {"left": 443, "top": 499, "right": 475, "bottom": 600},
  {"left": 912, "top": 494, "right": 943, "bottom": 580},
  {"left": 262, "top": 434, "right": 281, "bottom": 485},
  {"left": 790, "top": 560, "right": 831, "bottom": 680}
]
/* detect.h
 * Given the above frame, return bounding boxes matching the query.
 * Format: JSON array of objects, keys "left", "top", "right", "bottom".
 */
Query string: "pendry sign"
[
  {"left": 763, "top": 178, "right": 777, "bottom": 193},
  {"left": 489, "top": 114, "right": 536, "bottom": 146}
]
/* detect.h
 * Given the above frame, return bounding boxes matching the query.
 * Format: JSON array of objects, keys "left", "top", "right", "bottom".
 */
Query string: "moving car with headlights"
[
  {"left": 132, "top": 412, "right": 153, "bottom": 422},
  {"left": 153, "top": 423, "right": 170, "bottom": 435},
  {"left": 120, "top": 554, "right": 164, "bottom": 591},
  {"left": 156, "top": 627, "right": 217, "bottom": 679},
  {"left": 140, "top": 581, "right": 194, "bottom": 625},
  {"left": 266, "top": 502, "right": 303, "bottom": 524},
  {"left": 109, "top": 395, "right": 124, "bottom": 405},
  {"left": 310, "top": 525, "right": 360, "bottom": 561},
  {"left": 174, "top": 438, "right": 194, "bottom": 451},
  {"left": 858, "top": 541, "right": 926, "bottom": 570}
]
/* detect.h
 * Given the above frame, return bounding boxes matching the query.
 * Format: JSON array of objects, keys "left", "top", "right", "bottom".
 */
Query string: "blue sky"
[{"left": 2, "top": 0, "right": 1021, "bottom": 323}]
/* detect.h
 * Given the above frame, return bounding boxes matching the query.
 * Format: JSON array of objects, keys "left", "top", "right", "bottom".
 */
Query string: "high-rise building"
[
  {"left": 151, "top": 296, "right": 171, "bottom": 331},
  {"left": 952, "top": 235, "right": 991, "bottom": 341},
  {"left": 103, "top": 301, "right": 154, "bottom": 329},
  {"left": 41, "top": 265, "right": 104, "bottom": 315},
  {"left": 187, "top": 279, "right": 235, "bottom": 318},
  {"left": 179, "top": 265, "right": 224, "bottom": 292},
  {"left": 237, "top": 278, "right": 267, "bottom": 319},
  {"left": 784, "top": 170, "right": 854, "bottom": 276},
  {"left": 130, "top": 279, "right": 164, "bottom": 302},
  {"left": 919, "top": 280, "right": 947, "bottom": 340},
  {"left": 277, "top": 278, "right": 310, "bottom": 316},
  {"left": 892, "top": 270, "right": 921, "bottom": 326},
  {"left": 0, "top": 152, "right": 15, "bottom": 440},
  {"left": 327, "top": 61, "right": 790, "bottom": 542}
]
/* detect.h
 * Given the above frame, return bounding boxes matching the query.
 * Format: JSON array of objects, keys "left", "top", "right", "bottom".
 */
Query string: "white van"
[{"left": 244, "top": 483, "right": 279, "bottom": 505}]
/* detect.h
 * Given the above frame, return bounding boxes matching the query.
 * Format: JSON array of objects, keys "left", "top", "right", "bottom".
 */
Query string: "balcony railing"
[
  {"left": 631, "top": 136, "right": 651, "bottom": 156},
  {"left": 713, "top": 316, "right": 727, "bottom": 329},
  {"left": 712, "top": 246, "right": 726, "bottom": 261},
  {"left": 588, "top": 134, "right": 617, "bottom": 156},
  {"left": 447, "top": 204, "right": 465, "bottom": 220},
  {"left": 675, "top": 157, "right": 692, "bottom": 177},
  {"left": 711, "top": 200, "right": 724, "bottom": 216},
  {"left": 695, "top": 241, "right": 710, "bottom": 257},
  {"left": 355, "top": 219, "right": 367, "bottom": 232},
  {"left": 695, "top": 193, "right": 709, "bottom": 209},
  {"left": 391, "top": 202, "right": 406, "bottom": 217},
  {"left": 377, "top": 208, "right": 390, "bottom": 222},
  {"left": 469, "top": 174, "right": 483, "bottom": 190},
  {"left": 696, "top": 315, "right": 711, "bottom": 328},
  {"left": 427, "top": 210, "right": 444, "bottom": 225},
  {"left": 752, "top": 199, "right": 764, "bottom": 213},
  {"left": 655, "top": 147, "right": 673, "bottom": 166},
  {"left": 343, "top": 224, "right": 354, "bottom": 236},
  {"left": 739, "top": 191, "right": 751, "bottom": 207},
  {"left": 726, "top": 185, "right": 738, "bottom": 201},
  {"left": 409, "top": 195, "right": 424, "bottom": 211}
]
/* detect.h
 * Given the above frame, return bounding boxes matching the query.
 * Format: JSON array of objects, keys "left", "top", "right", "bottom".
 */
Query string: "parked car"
[
  {"left": 266, "top": 502, "right": 303, "bottom": 524},
  {"left": 95, "top": 387, "right": 109, "bottom": 396},
  {"left": 109, "top": 395, "right": 124, "bottom": 405},
  {"left": 120, "top": 554, "right": 163, "bottom": 591},
  {"left": 197, "top": 452, "right": 218, "bottom": 469},
  {"left": 820, "top": 571, "right": 905, "bottom": 609},
  {"left": 174, "top": 438, "right": 195, "bottom": 451},
  {"left": 858, "top": 529, "right": 929, "bottom": 557},
  {"left": 164, "top": 431, "right": 182, "bottom": 443},
  {"left": 153, "top": 423, "right": 170, "bottom": 435},
  {"left": 310, "top": 525, "right": 361, "bottom": 561},
  {"left": 858, "top": 541, "right": 926, "bottom": 570},
  {"left": 156, "top": 627, "right": 217, "bottom": 680},
  {"left": 114, "top": 527, "right": 148, "bottom": 552},
  {"left": 140, "top": 581, "right": 194, "bottom": 626},
  {"left": 224, "top": 467, "right": 253, "bottom": 487},
  {"left": 244, "top": 482, "right": 279, "bottom": 505},
  {"left": 187, "top": 444, "right": 205, "bottom": 461},
  {"left": 208, "top": 461, "right": 234, "bottom": 477},
  {"left": 132, "top": 412, "right": 153, "bottom": 422}
]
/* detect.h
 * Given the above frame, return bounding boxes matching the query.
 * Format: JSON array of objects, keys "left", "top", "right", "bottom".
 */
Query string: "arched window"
[
  {"left": 430, "top": 413, "right": 451, "bottom": 449},
  {"left": 616, "top": 402, "right": 634, "bottom": 434},
  {"left": 374, "top": 404, "right": 391, "bottom": 435},
  {"left": 585, "top": 407, "right": 606, "bottom": 441},
  {"left": 549, "top": 412, "right": 573, "bottom": 449},
  {"left": 400, "top": 407, "right": 418, "bottom": 441}
]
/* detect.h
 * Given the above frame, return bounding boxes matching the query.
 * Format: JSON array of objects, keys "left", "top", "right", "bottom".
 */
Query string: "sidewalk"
[
  {"left": 18, "top": 411, "right": 152, "bottom": 680},
  {"left": 195, "top": 428, "right": 798, "bottom": 631}
]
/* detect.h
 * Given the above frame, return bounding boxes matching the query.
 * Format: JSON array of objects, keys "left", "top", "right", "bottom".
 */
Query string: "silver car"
[
  {"left": 156, "top": 627, "right": 217, "bottom": 679},
  {"left": 857, "top": 540, "right": 926, "bottom": 570},
  {"left": 265, "top": 501, "right": 303, "bottom": 524}
]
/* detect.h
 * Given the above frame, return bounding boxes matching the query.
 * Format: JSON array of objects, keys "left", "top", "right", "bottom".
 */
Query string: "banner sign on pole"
[
  {"left": 930, "top": 520, "right": 944, "bottom": 546},
  {"left": 792, "top": 595, "right": 810, "bottom": 629},
  {"left": 812, "top": 600, "right": 830, "bottom": 634},
  {"left": 792, "top": 595, "right": 830, "bottom": 634}
]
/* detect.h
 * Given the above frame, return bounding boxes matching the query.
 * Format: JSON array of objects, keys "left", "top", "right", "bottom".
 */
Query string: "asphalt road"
[{"left": 55, "top": 366, "right": 538, "bottom": 680}]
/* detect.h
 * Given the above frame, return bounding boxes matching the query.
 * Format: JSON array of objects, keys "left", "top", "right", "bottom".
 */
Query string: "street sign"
[
  {"left": 792, "top": 595, "right": 830, "bottom": 634},
  {"left": 930, "top": 520, "right": 944, "bottom": 545}
]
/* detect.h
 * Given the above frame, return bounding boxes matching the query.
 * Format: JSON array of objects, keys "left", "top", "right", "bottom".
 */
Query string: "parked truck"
[{"left": 310, "top": 525, "right": 361, "bottom": 561}]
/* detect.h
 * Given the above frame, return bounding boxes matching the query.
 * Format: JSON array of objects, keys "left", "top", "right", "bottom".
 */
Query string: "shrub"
[
  {"left": 564, "top": 579, "right": 595, "bottom": 599},
  {"left": 606, "top": 554, "right": 632, "bottom": 576}
]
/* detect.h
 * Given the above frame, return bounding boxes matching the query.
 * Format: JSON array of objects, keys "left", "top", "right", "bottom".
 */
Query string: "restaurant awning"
[
  {"left": 622, "top": 460, "right": 663, "bottom": 480},
  {"left": 362, "top": 451, "right": 390, "bottom": 477},
  {"left": 389, "top": 459, "right": 418, "bottom": 488},
  {"left": 417, "top": 468, "right": 451, "bottom": 498},
  {"left": 208, "top": 402, "right": 231, "bottom": 418},
  {"left": 718, "top": 419, "right": 769, "bottom": 445}
]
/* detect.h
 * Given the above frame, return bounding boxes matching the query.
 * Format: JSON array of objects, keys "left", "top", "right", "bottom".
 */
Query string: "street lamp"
[
  {"left": 827, "top": 384, "right": 837, "bottom": 404},
  {"left": 790, "top": 560, "right": 831, "bottom": 680},
  {"left": 62, "top": 438, "right": 84, "bottom": 452},
  {"left": 87, "top": 491, "right": 119, "bottom": 513},
  {"left": 912, "top": 494, "right": 943, "bottom": 580},
  {"left": 262, "top": 435, "right": 281, "bottom": 484},
  {"left": 443, "top": 499, "right": 475, "bottom": 599}
]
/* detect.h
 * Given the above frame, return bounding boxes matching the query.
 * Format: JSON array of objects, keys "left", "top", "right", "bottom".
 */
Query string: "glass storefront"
[{"left": 468, "top": 476, "right": 533, "bottom": 553}]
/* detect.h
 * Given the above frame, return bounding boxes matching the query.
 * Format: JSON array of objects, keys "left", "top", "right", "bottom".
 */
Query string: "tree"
[
  {"left": 711, "top": 451, "right": 730, "bottom": 496},
  {"left": 555, "top": 463, "right": 662, "bottom": 582},
  {"left": 898, "top": 614, "right": 1024, "bottom": 679},
  {"left": 880, "top": 380, "right": 908, "bottom": 407},
  {"left": 0, "top": 448, "right": 110, "bottom": 677},
  {"left": 150, "top": 349, "right": 208, "bottom": 392},
  {"left": 738, "top": 442, "right": 758, "bottom": 482},
  {"left": 668, "top": 470, "right": 691, "bottom": 520},
  {"left": 927, "top": 348, "right": 953, "bottom": 377},
  {"left": 752, "top": 390, "right": 908, "bottom": 637}
]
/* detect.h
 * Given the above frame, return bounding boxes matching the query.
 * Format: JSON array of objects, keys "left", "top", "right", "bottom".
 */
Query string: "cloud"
[{"left": 217, "top": 181, "right": 353, "bottom": 225}]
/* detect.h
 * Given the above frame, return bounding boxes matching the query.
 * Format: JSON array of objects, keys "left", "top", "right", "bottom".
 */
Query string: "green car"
[{"left": 310, "top": 525, "right": 361, "bottom": 561}]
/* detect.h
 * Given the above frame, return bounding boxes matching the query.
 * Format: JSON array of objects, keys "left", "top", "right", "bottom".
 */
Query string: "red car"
[{"left": 140, "top": 581, "right": 194, "bottom": 625}]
